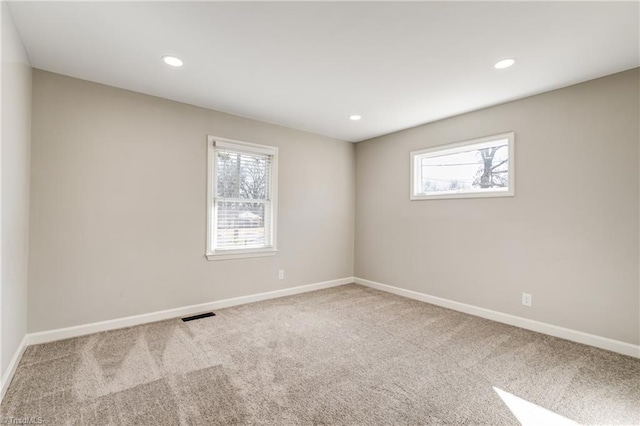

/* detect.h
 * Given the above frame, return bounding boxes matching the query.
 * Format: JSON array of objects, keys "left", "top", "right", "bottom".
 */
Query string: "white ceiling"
[{"left": 8, "top": 1, "right": 640, "bottom": 142}]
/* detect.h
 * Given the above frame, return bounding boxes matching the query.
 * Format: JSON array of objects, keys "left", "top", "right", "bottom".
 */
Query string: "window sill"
[
  {"left": 410, "top": 190, "right": 514, "bottom": 201},
  {"left": 206, "top": 248, "right": 278, "bottom": 261}
]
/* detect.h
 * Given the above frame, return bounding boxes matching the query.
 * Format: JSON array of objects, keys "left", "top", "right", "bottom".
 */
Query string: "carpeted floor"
[{"left": 2, "top": 284, "right": 639, "bottom": 425}]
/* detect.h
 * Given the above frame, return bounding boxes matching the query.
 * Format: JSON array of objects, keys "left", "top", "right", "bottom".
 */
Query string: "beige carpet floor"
[{"left": 2, "top": 284, "right": 639, "bottom": 425}]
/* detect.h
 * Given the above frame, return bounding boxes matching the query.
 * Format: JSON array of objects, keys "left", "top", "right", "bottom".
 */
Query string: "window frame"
[
  {"left": 410, "top": 132, "right": 515, "bottom": 201},
  {"left": 206, "top": 135, "right": 278, "bottom": 261}
]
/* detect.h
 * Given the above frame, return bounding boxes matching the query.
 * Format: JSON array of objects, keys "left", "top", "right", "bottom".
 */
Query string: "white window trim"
[
  {"left": 410, "top": 132, "right": 515, "bottom": 201},
  {"left": 206, "top": 135, "right": 278, "bottom": 261}
]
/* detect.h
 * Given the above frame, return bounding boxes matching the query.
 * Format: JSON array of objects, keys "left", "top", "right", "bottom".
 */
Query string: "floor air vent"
[{"left": 182, "top": 312, "right": 216, "bottom": 322}]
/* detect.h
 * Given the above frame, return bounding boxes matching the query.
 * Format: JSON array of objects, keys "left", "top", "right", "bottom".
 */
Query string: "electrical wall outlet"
[
  {"left": 278, "top": 270, "right": 285, "bottom": 280},
  {"left": 522, "top": 293, "right": 532, "bottom": 307}
]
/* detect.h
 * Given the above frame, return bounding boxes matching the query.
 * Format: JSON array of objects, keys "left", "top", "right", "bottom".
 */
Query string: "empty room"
[{"left": 1, "top": 1, "right": 639, "bottom": 424}]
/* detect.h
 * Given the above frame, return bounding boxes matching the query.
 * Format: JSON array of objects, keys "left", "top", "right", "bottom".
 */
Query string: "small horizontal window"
[{"left": 410, "top": 132, "right": 514, "bottom": 200}]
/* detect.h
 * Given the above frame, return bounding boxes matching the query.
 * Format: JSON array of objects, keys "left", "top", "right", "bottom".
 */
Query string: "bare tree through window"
[
  {"left": 411, "top": 133, "right": 514, "bottom": 200},
  {"left": 474, "top": 146, "right": 508, "bottom": 189}
]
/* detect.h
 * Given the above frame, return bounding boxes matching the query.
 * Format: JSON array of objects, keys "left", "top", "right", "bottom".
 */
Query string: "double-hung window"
[{"left": 207, "top": 136, "right": 278, "bottom": 260}]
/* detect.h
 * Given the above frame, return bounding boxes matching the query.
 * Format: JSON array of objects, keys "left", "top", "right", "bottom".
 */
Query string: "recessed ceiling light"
[
  {"left": 494, "top": 58, "right": 515, "bottom": 69},
  {"left": 162, "top": 56, "right": 183, "bottom": 67},
  {"left": 349, "top": 115, "right": 362, "bottom": 121}
]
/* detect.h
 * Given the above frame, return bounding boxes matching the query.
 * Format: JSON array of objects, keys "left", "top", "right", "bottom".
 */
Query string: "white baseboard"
[
  {"left": 1, "top": 335, "right": 28, "bottom": 402},
  {"left": 26, "top": 277, "right": 354, "bottom": 347},
  {"left": 354, "top": 277, "right": 640, "bottom": 359}
]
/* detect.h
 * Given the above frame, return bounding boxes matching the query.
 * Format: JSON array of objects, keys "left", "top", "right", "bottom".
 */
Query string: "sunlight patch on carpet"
[{"left": 494, "top": 387, "right": 576, "bottom": 426}]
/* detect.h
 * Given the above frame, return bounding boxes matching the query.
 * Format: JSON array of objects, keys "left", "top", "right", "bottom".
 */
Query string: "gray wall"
[
  {"left": 28, "top": 70, "right": 355, "bottom": 332},
  {"left": 1, "top": 2, "right": 31, "bottom": 378},
  {"left": 355, "top": 69, "right": 640, "bottom": 345},
  {"left": 22, "top": 55, "right": 640, "bottom": 347}
]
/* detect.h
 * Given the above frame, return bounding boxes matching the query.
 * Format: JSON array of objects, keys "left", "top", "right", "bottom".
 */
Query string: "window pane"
[
  {"left": 215, "top": 201, "right": 269, "bottom": 250},
  {"left": 216, "top": 150, "right": 270, "bottom": 200},
  {"left": 216, "top": 151, "right": 239, "bottom": 198},
  {"left": 417, "top": 138, "right": 509, "bottom": 196}
]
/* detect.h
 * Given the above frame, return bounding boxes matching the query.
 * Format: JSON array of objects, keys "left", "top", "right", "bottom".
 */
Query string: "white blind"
[{"left": 214, "top": 149, "right": 273, "bottom": 250}]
